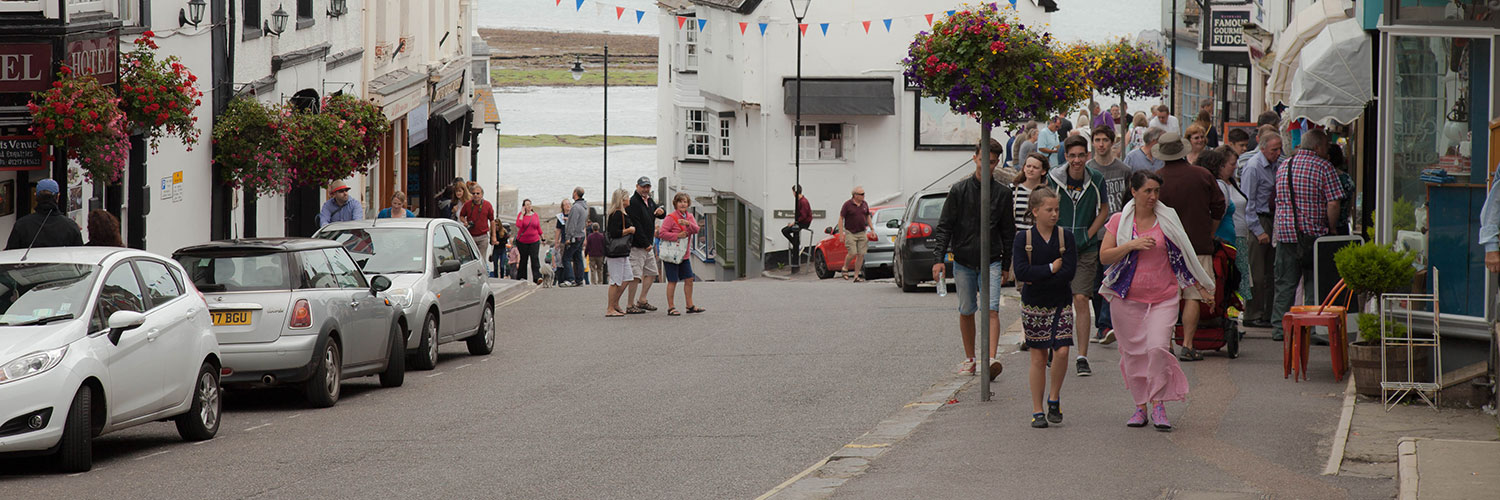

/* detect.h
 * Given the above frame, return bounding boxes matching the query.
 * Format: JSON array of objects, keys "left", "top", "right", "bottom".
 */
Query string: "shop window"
[
  {"left": 684, "top": 108, "right": 711, "bottom": 159},
  {"left": 796, "top": 123, "right": 857, "bottom": 162}
]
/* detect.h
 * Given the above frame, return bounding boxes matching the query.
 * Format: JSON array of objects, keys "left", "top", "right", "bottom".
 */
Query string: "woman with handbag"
[
  {"left": 658, "top": 192, "right": 704, "bottom": 316},
  {"left": 605, "top": 189, "right": 637, "bottom": 317}
]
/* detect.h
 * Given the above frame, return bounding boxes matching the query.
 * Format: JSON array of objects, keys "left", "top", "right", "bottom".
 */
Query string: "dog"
[{"left": 536, "top": 260, "right": 556, "bottom": 288}]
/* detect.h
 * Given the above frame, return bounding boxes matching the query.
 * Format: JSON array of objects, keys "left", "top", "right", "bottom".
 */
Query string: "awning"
[
  {"left": 783, "top": 79, "right": 895, "bottom": 116},
  {"left": 1267, "top": 0, "right": 1353, "bottom": 109},
  {"left": 1174, "top": 44, "right": 1215, "bottom": 83},
  {"left": 1285, "top": 19, "right": 1372, "bottom": 125}
]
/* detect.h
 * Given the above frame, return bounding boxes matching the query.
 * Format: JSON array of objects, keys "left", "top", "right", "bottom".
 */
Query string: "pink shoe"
[
  {"left": 1150, "top": 402, "right": 1172, "bottom": 431},
  {"left": 1126, "top": 408, "right": 1148, "bottom": 428},
  {"left": 956, "top": 358, "right": 976, "bottom": 376}
]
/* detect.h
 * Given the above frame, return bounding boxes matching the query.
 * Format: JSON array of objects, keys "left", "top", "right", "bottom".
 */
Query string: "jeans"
[
  {"left": 953, "top": 261, "right": 1003, "bottom": 316},
  {"left": 1271, "top": 236, "right": 1318, "bottom": 335},
  {"left": 491, "top": 244, "right": 505, "bottom": 278},
  {"left": 782, "top": 223, "right": 807, "bottom": 265},
  {"left": 565, "top": 240, "right": 586, "bottom": 285},
  {"left": 516, "top": 241, "right": 541, "bottom": 282},
  {"left": 1091, "top": 260, "right": 1113, "bottom": 334}
]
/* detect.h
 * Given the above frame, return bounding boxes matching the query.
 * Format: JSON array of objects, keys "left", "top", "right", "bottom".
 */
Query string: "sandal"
[
  {"left": 626, "top": 306, "right": 645, "bottom": 314},
  {"left": 667, "top": 308, "right": 680, "bottom": 316},
  {"left": 1177, "top": 347, "right": 1203, "bottom": 362},
  {"left": 606, "top": 312, "right": 625, "bottom": 318},
  {"left": 636, "top": 302, "right": 658, "bottom": 312},
  {"left": 685, "top": 306, "right": 706, "bottom": 314}
]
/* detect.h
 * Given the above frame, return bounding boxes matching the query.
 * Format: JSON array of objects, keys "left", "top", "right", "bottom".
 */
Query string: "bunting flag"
[
  {"left": 924, "top": 13, "right": 934, "bottom": 26},
  {"left": 861, "top": 20, "right": 871, "bottom": 33},
  {"left": 739, "top": 22, "right": 748, "bottom": 34},
  {"left": 615, "top": 6, "right": 624, "bottom": 19},
  {"left": 819, "top": 23, "right": 829, "bottom": 36},
  {"left": 533, "top": 0, "right": 1000, "bottom": 40},
  {"left": 759, "top": 23, "right": 769, "bottom": 36},
  {"left": 946, "top": 10, "right": 955, "bottom": 17},
  {"left": 676, "top": 16, "right": 686, "bottom": 29},
  {"left": 635, "top": 10, "right": 644, "bottom": 23},
  {"left": 575, "top": 0, "right": 584, "bottom": 11},
  {"left": 883, "top": 19, "right": 892, "bottom": 32},
  {"left": 697, "top": 18, "right": 707, "bottom": 32},
  {"left": 798, "top": 23, "right": 808, "bottom": 36},
  {"left": 555, "top": 0, "right": 561, "bottom": 5}
]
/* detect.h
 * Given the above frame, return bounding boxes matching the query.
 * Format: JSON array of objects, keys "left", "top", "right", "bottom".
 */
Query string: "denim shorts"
[{"left": 953, "top": 261, "right": 1003, "bottom": 315}]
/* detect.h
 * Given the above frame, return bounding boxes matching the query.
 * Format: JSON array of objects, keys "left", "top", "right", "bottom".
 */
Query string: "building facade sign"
[
  {"left": 66, "top": 30, "right": 119, "bottom": 85},
  {"left": 0, "top": 44, "right": 53, "bottom": 93},
  {"left": 1201, "top": 3, "right": 1252, "bottom": 66},
  {"left": 0, "top": 135, "right": 45, "bottom": 170},
  {"left": 431, "top": 70, "right": 465, "bottom": 104}
]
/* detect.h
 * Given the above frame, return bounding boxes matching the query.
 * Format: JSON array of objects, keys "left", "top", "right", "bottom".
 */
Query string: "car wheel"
[
  {"left": 411, "top": 312, "right": 439, "bottom": 371},
  {"left": 896, "top": 258, "right": 919, "bottom": 293},
  {"left": 175, "top": 363, "right": 221, "bottom": 441},
  {"left": 304, "top": 339, "right": 341, "bottom": 408},
  {"left": 812, "top": 250, "right": 833, "bottom": 279},
  {"left": 467, "top": 304, "right": 495, "bottom": 356},
  {"left": 54, "top": 386, "right": 93, "bottom": 473},
  {"left": 379, "top": 321, "right": 406, "bottom": 388}
]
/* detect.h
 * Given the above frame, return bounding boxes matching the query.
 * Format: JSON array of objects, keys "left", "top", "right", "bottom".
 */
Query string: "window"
[
  {"left": 444, "top": 225, "right": 478, "bottom": 263},
  {"left": 718, "top": 117, "right": 732, "bottom": 158},
  {"left": 243, "top": 0, "right": 261, "bottom": 30},
  {"left": 135, "top": 260, "right": 184, "bottom": 309},
  {"left": 296, "top": 250, "right": 338, "bottom": 289},
  {"left": 323, "top": 249, "right": 368, "bottom": 289},
  {"left": 176, "top": 253, "right": 291, "bottom": 292},
  {"left": 297, "top": 0, "right": 315, "bottom": 29},
  {"left": 684, "top": 109, "right": 711, "bottom": 159},
  {"left": 432, "top": 227, "right": 457, "bottom": 265},
  {"left": 795, "top": 123, "right": 857, "bottom": 161},
  {"left": 677, "top": 15, "right": 699, "bottom": 71},
  {"left": 92, "top": 264, "right": 146, "bottom": 333}
]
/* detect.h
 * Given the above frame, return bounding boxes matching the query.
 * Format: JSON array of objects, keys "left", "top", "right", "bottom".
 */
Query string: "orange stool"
[{"left": 1283, "top": 281, "right": 1352, "bottom": 382}]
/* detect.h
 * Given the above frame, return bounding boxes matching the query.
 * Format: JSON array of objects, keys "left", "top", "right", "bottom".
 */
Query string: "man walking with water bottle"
[{"left": 931, "top": 138, "right": 1017, "bottom": 379}]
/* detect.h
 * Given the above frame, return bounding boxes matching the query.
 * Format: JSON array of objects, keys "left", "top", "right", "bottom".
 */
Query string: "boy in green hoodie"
[{"left": 1046, "top": 135, "right": 1109, "bottom": 376}]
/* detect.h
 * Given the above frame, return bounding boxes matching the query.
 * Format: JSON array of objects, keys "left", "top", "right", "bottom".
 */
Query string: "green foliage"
[
  {"left": 1391, "top": 198, "right": 1416, "bottom": 233},
  {"left": 1334, "top": 242, "right": 1416, "bottom": 298},
  {"left": 211, "top": 98, "right": 288, "bottom": 197},
  {"left": 1357, "top": 312, "right": 1408, "bottom": 343}
]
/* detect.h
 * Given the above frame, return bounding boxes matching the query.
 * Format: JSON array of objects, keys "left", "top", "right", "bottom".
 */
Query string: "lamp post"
[
  {"left": 179, "top": 0, "right": 206, "bottom": 27},
  {"left": 790, "top": 0, "right": 811, "bottom": 273},
  {"left": 570, "top": 46, "right": 609, "bottom": 206},
  {"left": 265, "top": 4, "right": 289, "bottom": 36}
]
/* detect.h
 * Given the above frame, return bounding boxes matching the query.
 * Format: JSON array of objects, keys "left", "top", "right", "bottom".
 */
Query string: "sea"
[{"left": 480, "top": 1, "right": 661, "bottom": 207}]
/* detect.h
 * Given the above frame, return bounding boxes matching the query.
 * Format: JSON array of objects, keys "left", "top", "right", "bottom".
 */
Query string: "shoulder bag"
[
  {"left": 659, "top": 212, "right": 690, "bottom": 264},
  {"left": 605, "top": 212, "right": 633, "bottom": 257}
]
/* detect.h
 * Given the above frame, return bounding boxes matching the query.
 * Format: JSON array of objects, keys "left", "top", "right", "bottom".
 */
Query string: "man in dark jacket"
[
  {"left": 930, "top": 138, "right": 1016, "bottom": 379},
  {"left": 6, "top": 179, "right": 83, "bottom": 250},
  {"left": 782, "top": 185, "right": 812, "bottom": 272},
  {"left": 1153, "top": 132, "right": 1226, "bottom": 361},
  {"left": 625, "top": 177, "right": 666, "bottom": 312}
]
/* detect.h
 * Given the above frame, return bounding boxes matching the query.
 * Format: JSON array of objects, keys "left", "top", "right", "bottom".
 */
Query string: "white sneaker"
[{"left": 957, "top": 359, "right": 976, "bottom": 376}]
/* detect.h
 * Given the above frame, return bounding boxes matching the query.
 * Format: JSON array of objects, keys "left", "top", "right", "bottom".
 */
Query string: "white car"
[{"left": 0, "top": 248, "right": 221, "bottom": 472}]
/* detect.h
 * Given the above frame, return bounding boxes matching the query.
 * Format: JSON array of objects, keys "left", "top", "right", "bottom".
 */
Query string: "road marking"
[
  {"left": 69, "top": 466, "right": 105, "bottom": 476},
  {"left": 455, "top": 363, "right": 472, "bottom": 370},
  {"left": 843, "top": 443, "right": 889, "bottom": 449},
  {"left": 244, "top": 423, "right": 272, "bottom": 432},
  {"left": 754, "top": 458, "right": 830, "bottom": 500},
  {"left": 481, "top": 357, "right": 490, "bottom": 362},
  {"left": 191, "top": 439, "right": 212, "bottom": 446},
  {"left": 1323, "top": 377, "right": 1357, "bottom": 476},
  {"left": 495, "top": 286, "right": 538, "bottom": 309},
  {"left": 135, "top": 450, "right": 171, "bottom": 461},
  {"left": 426, "top": 372, "right": 444, "bottom": 378},
  {"left": 286, "top": 413, "right": 302, "bottom": 420}
]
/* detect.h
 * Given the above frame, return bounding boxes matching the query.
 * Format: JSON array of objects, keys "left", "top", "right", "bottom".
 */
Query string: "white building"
[{"left": 654, "top": 0, "right": 1056, "bottom": 280}]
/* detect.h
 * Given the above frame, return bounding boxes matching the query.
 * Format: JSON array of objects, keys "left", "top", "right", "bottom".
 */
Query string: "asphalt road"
[{"left": 1, "top": 277, "right": 990, "bottom": 498}]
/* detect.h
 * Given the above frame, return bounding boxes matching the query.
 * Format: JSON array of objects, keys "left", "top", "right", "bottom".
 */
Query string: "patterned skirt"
[{"left": 1022, "top": 303, "right": 1075, "bottom": 350}]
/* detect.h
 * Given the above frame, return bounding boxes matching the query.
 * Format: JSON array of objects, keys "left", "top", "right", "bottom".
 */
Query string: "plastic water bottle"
[{"left": 937, "top": 269, "right": 947, "bottom": 297}]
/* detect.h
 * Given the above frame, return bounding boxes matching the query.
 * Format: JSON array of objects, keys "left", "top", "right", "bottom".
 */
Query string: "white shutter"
[{"left": 842, "top": 124, "right": 857, "bottom": 162}]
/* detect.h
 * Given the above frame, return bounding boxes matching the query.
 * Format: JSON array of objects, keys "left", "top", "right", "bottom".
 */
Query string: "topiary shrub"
[{"left": 1335, "top": 242, "right": 1416, "bottom": 342}]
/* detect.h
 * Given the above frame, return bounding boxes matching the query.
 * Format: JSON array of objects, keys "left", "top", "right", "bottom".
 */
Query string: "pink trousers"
[{"left": 1108, "top": 298, "right": 1189, "bottom": 405}]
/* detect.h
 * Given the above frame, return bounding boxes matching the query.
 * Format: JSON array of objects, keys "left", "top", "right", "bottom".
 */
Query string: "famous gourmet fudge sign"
[{"left": 1200, "top": 3, "right": 1251, "bottom": 66}]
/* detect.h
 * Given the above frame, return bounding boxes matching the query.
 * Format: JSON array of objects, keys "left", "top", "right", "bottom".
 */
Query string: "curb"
[
  {"left": 762, "top": 271, "right": 792, "bottom": 281},
  {"left": 1397, "top": 437, "right": 1419, "bottom": 500},
  {"left": 1322, "top": 377, "right": 1357, "bottom": 476},
  {"left": 489, "top": 279, "right": 537, "bottom": 307}
]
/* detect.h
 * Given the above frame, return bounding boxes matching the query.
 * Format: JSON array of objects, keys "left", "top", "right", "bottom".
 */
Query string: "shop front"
[
  {"left": 415, "top": 64, "right": 469, "bottom": 217},
  {"left": 1377, "top": 1, "right": 1500, "bottom": 334},
  {"left": 369, "top": 67, "right": 427, "bottom": 214}
]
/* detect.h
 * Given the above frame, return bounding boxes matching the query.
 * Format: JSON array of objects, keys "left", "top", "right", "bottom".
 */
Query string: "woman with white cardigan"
[{"left": 1098, "top": 170, "right": 1216, "bottom": 432}]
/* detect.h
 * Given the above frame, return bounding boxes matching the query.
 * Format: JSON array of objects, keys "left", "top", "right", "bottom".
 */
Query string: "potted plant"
[
  {"left": 212, "top": 97, "right": 289, "bottom": 197},
  {"left": 119, "top": 31, "right": 203, "bottom": 151},
  {"left": 27, "top": 66, "right": 131, "bottom": 183},
  {"left": 1335, "top": 242, "right": 1421, "bottom": 397}
]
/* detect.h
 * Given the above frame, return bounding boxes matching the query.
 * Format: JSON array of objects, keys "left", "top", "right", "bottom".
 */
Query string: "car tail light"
[
  {"left": 289, "top": 299, "right": 312, "bottom": 329},
  {"left": 906, "top": 222, "right": 933, "bottom": 239}
]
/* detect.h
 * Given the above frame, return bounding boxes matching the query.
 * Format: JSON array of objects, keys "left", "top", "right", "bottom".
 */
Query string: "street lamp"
[
  {"left": 179, "top": 0, "right": 206, "bottom": 28},
  {"left": 567, "top": 47, "right": 610, "bottom": 207},
  {"left": 266, "top": 4, "right": 289, "bottom": 36},
  {"left": 328, "top": 0, "right": 349, "bottom": 18},
  {"left": 789, "top": 0, "right": 811, "bottom": 272}
]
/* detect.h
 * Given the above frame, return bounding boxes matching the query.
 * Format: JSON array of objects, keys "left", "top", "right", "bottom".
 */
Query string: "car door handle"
[
  {"left": 350, "top": 300, "right": 361, "bottom": 309},
  {"left": 146, "top": 328, "right": 163, "bottom": 341},
  {"left": 458, "top": 279, "right": 467, "bottom": 286}
]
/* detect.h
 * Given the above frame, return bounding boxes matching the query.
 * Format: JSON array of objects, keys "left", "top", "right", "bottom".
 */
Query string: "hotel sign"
[
  {"left": 0, "top": 44, "right": 53, "bottom": 93},
  {"left": 66, "top": 31, "right": 119, "bottom": 85}
]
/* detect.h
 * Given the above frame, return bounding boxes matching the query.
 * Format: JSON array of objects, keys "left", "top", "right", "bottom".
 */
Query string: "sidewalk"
[
  {"left": 819, "top": 325, "right": 1391, "bottom": 499},
  {"left": 487, "top": 277, "right": 536, "bottom": 305}
]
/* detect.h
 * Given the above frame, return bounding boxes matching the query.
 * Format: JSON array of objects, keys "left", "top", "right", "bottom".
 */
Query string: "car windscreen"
[
  {"left": 316, "top": 228, "right": 426, "bottom": 274},
  {"left": 914, "top": 195, "right": 947, "bottom": 221},
  {"left": 175, "top": 252, "right": 291, "bottom": 292},
  {"left": 0, "top": 263, "right": 98, "bottom": 326}
]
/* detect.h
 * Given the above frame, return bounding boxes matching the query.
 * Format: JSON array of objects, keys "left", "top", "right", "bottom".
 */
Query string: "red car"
[{"left": 811, "top": 204, "right": 903, "bottom": 279}]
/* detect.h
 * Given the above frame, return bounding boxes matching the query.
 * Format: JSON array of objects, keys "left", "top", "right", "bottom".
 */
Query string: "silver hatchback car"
[
  {"left": 172, "top": 238, "right": 404, "bottom": 408},
  {"left": 315, "top": 218, "right": 495, "bottom": 371}
]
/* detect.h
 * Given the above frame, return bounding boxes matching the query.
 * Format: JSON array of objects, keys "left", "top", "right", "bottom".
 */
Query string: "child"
[{"left": 1012, "top": 187, "right": 1078, "bottom": 428}]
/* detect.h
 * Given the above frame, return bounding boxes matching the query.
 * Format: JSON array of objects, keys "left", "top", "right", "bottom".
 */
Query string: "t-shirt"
[
  {"left": 1037, "top": 128, "right": 1062, "bottom": 166},
  {"left": 1148, "top": 115, "right": 1180, "bottom": 135},
  {"left": 841, "top": 199, "right": 871, "bottom": 233},
  {"left": 1088, "top": 158, "right": 1131, "bottom": 214},
  {"left": 1105, "top": 213, "right": 1179, "bottom": 304},
  {"left": 1012, "top": 184, "right": 1034, "bottom": 233},
  {"left": 1016, "top": 140, "right": 1038, "bottom": 164},
  {"left": 460, "top": 200, "right": 494, "bottom": 237},
  {"left": 1123, "top": 148, "right": 1163, "bottom": 173}
]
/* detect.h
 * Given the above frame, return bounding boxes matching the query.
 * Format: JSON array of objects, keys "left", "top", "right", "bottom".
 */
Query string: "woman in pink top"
[
  {"left": 1099, "top": 171, "right": 1215, "bottom": 432},
  {"left": 514, "top": 199, "right": 544, "bottom": 284},
  {"left": 657, "top": 192, "right": 704, "bottom": 316}
]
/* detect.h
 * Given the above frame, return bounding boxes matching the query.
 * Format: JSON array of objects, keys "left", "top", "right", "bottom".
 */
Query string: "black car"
[{"left": 893, "top": 190, "right": 953, "bottom": 293}]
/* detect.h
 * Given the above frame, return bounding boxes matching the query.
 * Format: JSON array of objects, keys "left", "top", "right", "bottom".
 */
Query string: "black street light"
[
  {"left": 789, "top": 0, "right": 811, "bottom": 273},
  {"left": 179, "top": 0, "right": 206, "bottom": 28},
  {"left": 266, "top": 4, "right": 289, "bottom": 36},
  {"left": 568, "top": 47, "right": 609, "bottom": 206}
]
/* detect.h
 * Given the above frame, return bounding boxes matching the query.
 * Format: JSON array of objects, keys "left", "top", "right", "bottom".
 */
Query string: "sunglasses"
[{"left": 853, "top": 192, "right": 865, "bottom": 196}]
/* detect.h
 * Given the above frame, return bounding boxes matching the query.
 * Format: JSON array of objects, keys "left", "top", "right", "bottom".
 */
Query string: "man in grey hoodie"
[{"left": 563, "top": 187, "right": 589, "bottom": 287}]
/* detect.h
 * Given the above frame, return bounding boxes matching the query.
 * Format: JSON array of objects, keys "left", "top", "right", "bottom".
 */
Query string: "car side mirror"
[
  {"left": 886, "top": 219, "right": 901, "bottom": 229},
  {"left": 370, "top": 275, "right": 392, "bottom": 293},
  {"left": 435, "top": 259, "right": 461, "bottom": 275},
  {"left": 106, "top": 310, "right": 147, "bottom": 345}
]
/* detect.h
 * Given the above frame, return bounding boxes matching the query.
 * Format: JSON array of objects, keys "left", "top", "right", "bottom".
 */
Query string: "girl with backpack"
[{"left": 1011, "top": 187, "right": 1077, "bottom": 428}]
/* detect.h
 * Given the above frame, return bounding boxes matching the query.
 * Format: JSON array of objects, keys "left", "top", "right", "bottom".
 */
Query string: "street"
[{"left": 0, "top": 278, "right": 979, "bottom": 498}]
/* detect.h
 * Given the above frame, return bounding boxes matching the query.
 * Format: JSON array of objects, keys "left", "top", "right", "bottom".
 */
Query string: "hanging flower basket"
[
  {"left": 1088, "top": 38, "right": 1168, "bottom": 100},
  {"left": 26, "top": 66, "right": 130, "bottom": 183},
  {"left": 280, "top": 109, "right": 368, "bottom": 189},
  {"left": 120, "top": 31, "right": 204, "bottom": 152},
  {"left": 902, "top": 3, "right": 1084, "bottom": 128},
  {"left": 320, "top": 94, "right": 391, "bottom": 168},
  {"left": 212, "top": 97, "right": 290, "bottom": 197}
]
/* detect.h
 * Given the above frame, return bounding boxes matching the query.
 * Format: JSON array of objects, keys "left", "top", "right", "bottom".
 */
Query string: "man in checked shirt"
[{"left": 1270, "top": 129, "right": 1346, "bottom": 337}]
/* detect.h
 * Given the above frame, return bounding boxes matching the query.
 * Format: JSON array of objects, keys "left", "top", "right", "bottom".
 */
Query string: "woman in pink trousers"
[{"left": 1098, "top": 170, "right": 1215, "bottom": 431}]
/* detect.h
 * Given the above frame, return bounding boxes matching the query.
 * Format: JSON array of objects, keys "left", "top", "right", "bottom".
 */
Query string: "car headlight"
[
  {"left": 387, "top": 288, "right": 413, "bottom": 309},
  {"left": 0, "top": 346, "right": 68, "bottom": 385}
]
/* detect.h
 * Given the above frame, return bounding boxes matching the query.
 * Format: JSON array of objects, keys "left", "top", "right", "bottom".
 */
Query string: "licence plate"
[{"left": 211, "top": 311, "right": 252, "bottom": 326}]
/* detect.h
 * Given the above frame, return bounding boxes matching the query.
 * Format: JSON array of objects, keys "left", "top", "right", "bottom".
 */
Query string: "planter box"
[{"left": 1349, "top": 341, "right": 1432, "bottom": 398}]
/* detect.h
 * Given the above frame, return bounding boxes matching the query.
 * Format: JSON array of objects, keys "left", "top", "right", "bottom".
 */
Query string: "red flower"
[{"left": 143, "top": 30, "right": 155, "bottom": 38}]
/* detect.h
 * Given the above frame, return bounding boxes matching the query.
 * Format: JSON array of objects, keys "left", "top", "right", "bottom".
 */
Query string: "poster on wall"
[
  {"left": 915, "top": 96, "right": 982, "bottom": 150},
  {"left": 0, "top": 180, "right": 12, "bottom": 217}
]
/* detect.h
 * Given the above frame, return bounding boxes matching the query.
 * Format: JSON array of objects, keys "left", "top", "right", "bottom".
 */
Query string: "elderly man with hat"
[
  {"left": 318, "top": 180, "right": 364, "bottom": 227},
  {"left": 5, "top": 179, "right": 84, "bottom": 250},
  {"left": 1152, "top": 132, "right": 1226, "bottom": 361}
]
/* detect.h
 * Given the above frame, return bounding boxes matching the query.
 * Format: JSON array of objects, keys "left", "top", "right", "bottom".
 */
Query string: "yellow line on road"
[
  {"left": 844, "top": 443, "right": 889, "bottom": 449},
  {"left": 754, "top": 457, "right": 830, "bottom": 500}
]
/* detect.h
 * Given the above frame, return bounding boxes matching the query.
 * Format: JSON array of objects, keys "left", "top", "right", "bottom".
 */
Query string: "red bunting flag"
[
  {"left": 739, "top": 22, "right": 748, "bottom": 34},
  {"left": 677, "top": 16, "right": 687, "bottom": 29},
  {"left": 555, "top": 0, "right": 561, "bottom": 6},
  {"left": 925, "top": 13, "right": 934, "bottom": 26},
  {"left": 616, "top": 6, "right": 625, "bottom": 19},
  {"left": 798, "top": 23, "right": 808, "bottom": 36},
  {"left": 862, "top": 20, "right": 871, "bottom": 33}
]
